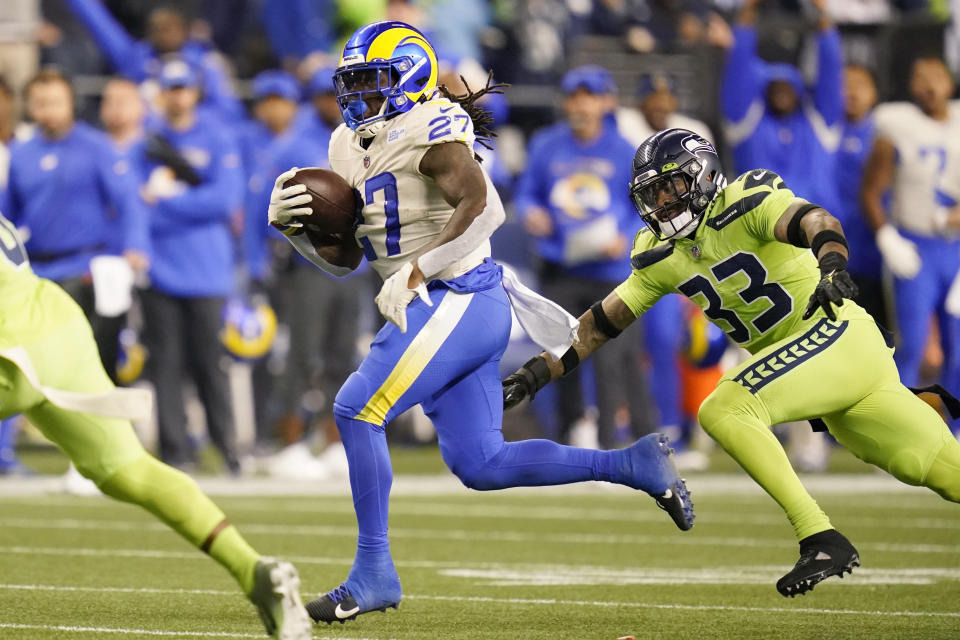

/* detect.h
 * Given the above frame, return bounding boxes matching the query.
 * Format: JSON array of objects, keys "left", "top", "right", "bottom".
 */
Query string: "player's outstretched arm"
[
  {"left": 774, "top": 199, "right": 858, "bottom": 321},
  {"left": 503, "top": 290, "right": 636, "bottom": 409}
]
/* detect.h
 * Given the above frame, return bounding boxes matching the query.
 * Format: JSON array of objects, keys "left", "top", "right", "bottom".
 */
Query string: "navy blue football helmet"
[{"left": 629, "top": 129, "right": 726, "bottom": 240}]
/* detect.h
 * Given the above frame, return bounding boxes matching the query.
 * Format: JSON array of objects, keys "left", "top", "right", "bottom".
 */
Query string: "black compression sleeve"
[
  {"left": 590, "top": 301, "right": 622, "bottom": 339},
  {"left": 786, "top": 203, "right": 822, "bottom": 248}
]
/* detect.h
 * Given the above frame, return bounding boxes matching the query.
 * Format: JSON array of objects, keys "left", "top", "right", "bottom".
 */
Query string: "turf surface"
[{"left": 1, "top": 460, "right": 958, "bottom": 639}]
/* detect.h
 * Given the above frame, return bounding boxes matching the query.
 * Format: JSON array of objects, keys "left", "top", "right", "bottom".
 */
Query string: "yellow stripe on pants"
[{"left": 355, "top": 291, "right": 474, "bottom": 425}]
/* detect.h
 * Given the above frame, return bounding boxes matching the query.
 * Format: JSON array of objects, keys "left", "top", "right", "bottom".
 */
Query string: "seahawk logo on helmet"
[
  {"left": 334, "top": 21, "right": 439, "bottom": 138},
  {"left": 629, "top": 128, "right": 726, "bottom": 240}
]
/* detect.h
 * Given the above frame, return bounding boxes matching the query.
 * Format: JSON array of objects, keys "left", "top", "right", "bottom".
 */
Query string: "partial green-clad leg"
[{"left": 699, "top": 318, "right": 898, "bottom": 541}]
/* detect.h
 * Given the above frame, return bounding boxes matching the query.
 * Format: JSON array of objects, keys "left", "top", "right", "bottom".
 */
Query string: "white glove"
[
  {"left": 267, "top": 168, "right": 313, "bottom": 229},
  {"left": 876, "top": 225, "right": 921, "bottom": 279},
  {"left": 375, "top": 261, "right": 433, "bottom": 333}
]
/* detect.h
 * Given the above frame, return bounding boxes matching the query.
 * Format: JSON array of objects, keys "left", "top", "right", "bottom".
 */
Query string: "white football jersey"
[
  {"left": 874, "top": 100, "right": 960, "bottom": 234},
  {"left": 328, "top": 92, "right": 490, "bottom": 281}
]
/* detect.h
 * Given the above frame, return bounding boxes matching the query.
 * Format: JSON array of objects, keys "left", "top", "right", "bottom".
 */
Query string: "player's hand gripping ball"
[{"left": 268, "top": 167, "right": 358, "bottom": 234}]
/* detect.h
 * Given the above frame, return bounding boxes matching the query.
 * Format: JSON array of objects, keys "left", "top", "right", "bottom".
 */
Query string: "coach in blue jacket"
[
  {"left": 721, "top": 0, "right": 842, "bottom": 215},
  {"left": 515, "top": 65, "right": 654, "bottom": 449},
  {"left": 139, "top": 59, "right": 244, "bottom": 473},
  {"left": 1, "top": 68, "right": 148, "bottom": 382}
]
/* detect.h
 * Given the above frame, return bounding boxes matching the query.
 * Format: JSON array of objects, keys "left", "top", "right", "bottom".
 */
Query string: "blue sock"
[
  {"left": 476, "top": 438, "right": 623, "bottom": 488},
  {"left": 333, "top": 411, "right": 401, "bottom": 606},
  {"left": 0, "top": 417, "right": 19, "bottom": 470}
]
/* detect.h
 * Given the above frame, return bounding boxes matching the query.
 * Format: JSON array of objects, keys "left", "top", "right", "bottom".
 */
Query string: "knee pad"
[{"left": 334, "top": 371, "right": 378, "bottom": 422}]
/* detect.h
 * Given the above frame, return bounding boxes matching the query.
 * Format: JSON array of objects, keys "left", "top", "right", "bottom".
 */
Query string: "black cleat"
[
  {"left": 776, "top": 529, "right": 860, "bottom": 597},
  {"left": 305, "top": 585, "right": 399, "bottom": 625},
  {"left": 654, "top": 480, "right": 695, "bottom": 532}
]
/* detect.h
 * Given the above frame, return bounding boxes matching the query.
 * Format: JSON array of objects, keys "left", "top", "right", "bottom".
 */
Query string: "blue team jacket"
[
  {"left": 141, "top": 112, "right": 243, "bottom": 298},
  {"left": 65, "top": 0, "right": 243, "bottom": 121},
  {"left": 1, "top": 122, "right": 148, "bottom": 282},
  {"left": 514, "top": 120, "right": 638, "bottom": 282},
  {"left": 722, "top": 25, "right": 843, "bottom": 215}
]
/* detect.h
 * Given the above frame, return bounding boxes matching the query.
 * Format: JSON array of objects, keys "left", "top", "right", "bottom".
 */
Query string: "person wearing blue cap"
[
  {"left": 720, "top": 0, "right": 842, "bottom": 216},
  {"left": 515, "top": 64, "right": 655, "bottom": 449},
  {"left": 63, "top": 0, "right": 242, "bottom": 122},
  {"left": 137, "top": 57, "right": 244, "bottom": 473}
]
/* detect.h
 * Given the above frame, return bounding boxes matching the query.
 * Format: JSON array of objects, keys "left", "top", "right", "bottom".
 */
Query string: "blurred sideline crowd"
[{"left": 1, "top": 0, "right": 959, "bottom": 483}]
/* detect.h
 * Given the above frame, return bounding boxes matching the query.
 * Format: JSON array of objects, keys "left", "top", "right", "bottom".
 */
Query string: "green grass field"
[{"left": 1, "top": 449, "right": 959, "bottom": 639}]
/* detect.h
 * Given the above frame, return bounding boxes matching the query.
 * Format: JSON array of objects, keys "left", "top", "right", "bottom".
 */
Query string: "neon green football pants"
[{"left": 698, "top": 313, "right": 960, "bottom": 541}]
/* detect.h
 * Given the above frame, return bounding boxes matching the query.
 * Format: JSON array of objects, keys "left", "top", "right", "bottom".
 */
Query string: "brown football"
[{"left": 286, "top": 167, "right": 358, "bottom": 234}]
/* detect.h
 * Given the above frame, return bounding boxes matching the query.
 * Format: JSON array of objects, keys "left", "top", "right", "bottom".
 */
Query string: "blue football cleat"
[
  {"left": 306, "top": 559, "right": 402, "bottom": 625},
  {"left": 621, "top": 433, "right": 695, "bottom": 531}
]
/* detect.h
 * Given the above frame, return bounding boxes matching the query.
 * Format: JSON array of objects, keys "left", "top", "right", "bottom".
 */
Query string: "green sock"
[
  {"left": 207, "top": 524, "right": 261, "bottom": 595},
  {"left": 99, "top": 454, "right": 260, "bottom": 594},
  {"left": 700, "top": 382, "right": 833, "bottom": 541}
]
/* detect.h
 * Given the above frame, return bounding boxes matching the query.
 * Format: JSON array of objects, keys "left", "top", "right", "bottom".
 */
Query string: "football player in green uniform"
[
  {"left": 0, "top": 212, "right": 311, "bottom": 639},
  {"left": 503, "top": 128, "right": 960, "bottom": 597}
]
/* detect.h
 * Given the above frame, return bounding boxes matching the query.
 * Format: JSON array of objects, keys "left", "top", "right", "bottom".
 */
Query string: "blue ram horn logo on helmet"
[{"left": 334, "top": 21, "right": 439, "bottom": 136}]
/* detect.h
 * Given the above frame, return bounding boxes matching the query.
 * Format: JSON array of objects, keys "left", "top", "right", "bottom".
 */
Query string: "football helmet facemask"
[{"left": 630, "top": 129, "right": 725, "bottom": 240}]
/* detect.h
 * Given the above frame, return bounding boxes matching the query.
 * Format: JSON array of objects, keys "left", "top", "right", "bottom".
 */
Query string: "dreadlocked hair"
[{"left": 437, "top": 70, "right": 509, "bottom": 153}]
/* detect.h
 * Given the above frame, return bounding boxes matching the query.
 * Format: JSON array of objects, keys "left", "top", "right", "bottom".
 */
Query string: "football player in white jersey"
[
  {"left": 266, "top": 21, "right": 695, "bottom": 626},
  {"left": 862, "top": 56, "right": 960, "bottom": 414}
]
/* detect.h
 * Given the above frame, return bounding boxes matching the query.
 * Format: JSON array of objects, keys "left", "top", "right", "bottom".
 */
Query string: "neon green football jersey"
[
  {"left": 615, "top": 169, "right": 869, "bottom": 355},
  {"left": 0, "top": 211, "right": 78, "bottom": 350}
]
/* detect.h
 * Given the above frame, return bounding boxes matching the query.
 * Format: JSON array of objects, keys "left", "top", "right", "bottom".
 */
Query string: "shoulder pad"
[
  {"left": 733, "top": 168, "right": 785, "bottom": 191},
  {"left": 402, "top": 97, "right": 475, "bottom": 148}
]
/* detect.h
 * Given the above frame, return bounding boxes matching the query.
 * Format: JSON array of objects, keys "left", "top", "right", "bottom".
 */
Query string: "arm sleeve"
[
  {"left": 722, "top": 26, "right": 766, "bottom": 125},
  {"left": 812, "top": 28, "right": 843, "bottom": 127},
  {"left": 0, "top": 159, "right": 20, "bottom": 224},
  {"left": 64, "top": 0, "right": 136, "bottom": 76},
  {"left": 155, "top": 134, "right": 243, "bottom": 223},
  {"left": 417, "top": 166, "right": 504, "bottom": 278},
  {"left": 512, "top": 132, "right": 549, "bottom": 220},
  {"left": 99, "top": 145, "right": 149, "bottom": 254},
  {"left": 243, "top": 181, "right": 270, "bottom": 281}
]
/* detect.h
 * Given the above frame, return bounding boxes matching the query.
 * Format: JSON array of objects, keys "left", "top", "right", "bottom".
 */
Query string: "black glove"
[
  {"left": 502, "top": 355, "right": 552, "bottom": 410},
  {"left": 803, "top": 252, "right": 858, "bottom": 321}
]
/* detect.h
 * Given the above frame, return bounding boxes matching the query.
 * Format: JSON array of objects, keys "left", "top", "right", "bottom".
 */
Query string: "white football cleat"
[{"left": 248, "top": 558, "right": 312, "bottom": 640}]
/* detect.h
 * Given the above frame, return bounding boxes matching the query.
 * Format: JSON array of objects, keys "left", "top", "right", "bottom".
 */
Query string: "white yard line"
[
  {"left": 0, "top": 473, "right": 930, "bottom": 497},
  {"left": 2, "top": 516, "right": 957, "bottom": 554},
  {"left": 2, "top": 496, "right": 956, "bottom": 531},
  {"left": 0, "top": 584, "right": 958, "bottom": 620},
  {"left": 0, "top": 623, "right": 395, "bottom": 640}
]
